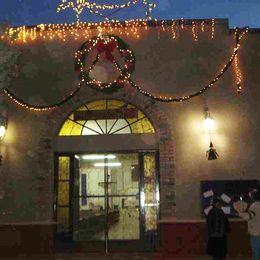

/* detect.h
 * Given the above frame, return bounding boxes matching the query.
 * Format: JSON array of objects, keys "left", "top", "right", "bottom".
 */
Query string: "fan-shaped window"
[{"left": 59, "top": 100, "right": 155, "bottom": 136}]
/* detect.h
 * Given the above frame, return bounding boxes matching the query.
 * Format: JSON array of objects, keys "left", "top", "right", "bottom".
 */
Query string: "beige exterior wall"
[{"left": 0, "top": 19, "right": 259, "bottom": 223}]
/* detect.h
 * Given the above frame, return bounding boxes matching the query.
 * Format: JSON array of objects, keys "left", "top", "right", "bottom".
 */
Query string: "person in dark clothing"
[{"left": 206, "top": 197, "right": 231, "bottom": 260}]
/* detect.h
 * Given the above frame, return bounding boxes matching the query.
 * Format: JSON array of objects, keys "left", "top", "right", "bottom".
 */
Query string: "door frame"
[{"left": 53, "top": 150, "right": 160, "bottom": 252}]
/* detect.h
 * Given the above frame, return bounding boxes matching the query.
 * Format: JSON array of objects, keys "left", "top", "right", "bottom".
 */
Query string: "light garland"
[
  {"left": 142, "top": 0, "right": 156, "bottom": 20},
  {"left": 234, "top": 27, "right": 243, "bottom": 93},
  {"left": 1, "top": 19, "right": 218, "bottom": 44},
  {"left": 56, "top": 0, "right": 156, "bottom": 22},
  {"left": 201, "top": 21, "right": 205, "bottom": 32},
  {"left": 128, "top": 27, "right": 248, "bottom": 102},
  {"left": 3, "top": 83, "right": 82, "bottom": 111},
  {"left": 57, "top": 0, "right": 140, "bottom": 22},
  {"left": 192, "top": 21, "right": 198, "bottom": 41},
  {"left": 181, "top": 18, "right": 184, "bottom": 29},
  {"left": 211, "top": 18, "right": 215, "bottom": 39},
  {"left": 2, "top": 25, "right": 248, "bottom": 110},
  {"left": 171, "top": 20, "right": 176, "bottom": 39}
]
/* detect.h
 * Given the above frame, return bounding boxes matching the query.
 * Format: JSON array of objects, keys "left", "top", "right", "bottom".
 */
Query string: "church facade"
[{"left": 0, "top": 18, "right": 259, "bottom": 256}]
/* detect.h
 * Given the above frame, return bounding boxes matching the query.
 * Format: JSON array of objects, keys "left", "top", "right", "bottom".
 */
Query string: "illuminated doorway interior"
[
  {"left": 56, "top": 152, "right": 159, "bottom": 252},
  {"left": 74, "top": 153, "right": 140, "bottom": 242},
  {"left": 55, "top": 100, "right": 159, "bottom": 252}
]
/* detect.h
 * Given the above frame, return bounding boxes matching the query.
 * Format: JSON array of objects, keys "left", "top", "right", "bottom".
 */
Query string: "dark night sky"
[{"left": 0, "top": 0, "right": 258, "bottom": 28}]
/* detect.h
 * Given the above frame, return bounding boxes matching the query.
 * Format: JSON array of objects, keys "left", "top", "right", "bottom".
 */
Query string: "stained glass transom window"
[{"left": 58, "top": 100, "right": 155, "bottom": 136}]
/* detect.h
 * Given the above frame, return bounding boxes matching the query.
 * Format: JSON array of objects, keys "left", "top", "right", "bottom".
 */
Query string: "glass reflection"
[{"left": 73, "top": 197, "right": 106, "bottom": 241}]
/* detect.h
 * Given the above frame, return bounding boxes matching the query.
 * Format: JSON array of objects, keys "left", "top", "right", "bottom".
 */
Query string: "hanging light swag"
[{"left": 2, "top": 25, "right": 248, "bottom": 111}]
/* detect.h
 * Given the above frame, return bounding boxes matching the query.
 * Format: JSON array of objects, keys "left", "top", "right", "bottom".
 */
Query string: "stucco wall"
[{"left": 0, "top": 19, "right": 259, "bottom": 222}]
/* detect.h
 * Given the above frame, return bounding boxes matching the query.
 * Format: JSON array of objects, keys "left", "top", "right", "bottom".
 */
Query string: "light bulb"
[
  {"left": 0, "top": 126, "right": 6, "bottom": 140},
  {"left": 203, "top": 117, "right": 215, "bottom": 132}
]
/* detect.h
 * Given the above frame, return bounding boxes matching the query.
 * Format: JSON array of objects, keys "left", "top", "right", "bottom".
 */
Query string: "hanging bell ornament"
[{"left": 206, "top": 142, "right": 219, "bottom": 160}]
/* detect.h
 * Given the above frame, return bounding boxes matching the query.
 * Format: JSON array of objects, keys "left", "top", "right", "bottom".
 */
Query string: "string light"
[
  {"left": 2, "top": 23, "right": 248, "bottom": 111},
  {"left": 201, "top": 21, "right": 205, "bottom": 32},
  {"left": 234, "top": 54, "right": 242, "bottom": 93},
  {"left": 234, "top": 27, "right": 245, "bottom": 94},
  {"left": 171, "top": 19, "right": 176, "bottom": 39},
  {"left": 1, "top": 19, "right": 219, "bottom": 44},
  {"left": 3, "top": 83, "right": 82, "bottom": 111},
  {"left": 211, "top": 18, "right": 215, "bottom": 39},
  {"left": 142, "top": 0, "right": 156, "bottom": 20},
  {"left": 56, "top": 0, "right": 156, "bottom": 22},
  {"left": 57, "top": 0, "right": 140, "bottom": 22},
  {"left": 127, "top": 27, "right": 248, "bottom": 102},
  {"left": 181, "top": 18, "right": 184, "bottom": 29},
  {"left": 161, "top": 20, "right": 166, "bottom": 32},
  {"left": 192, "top": 21, "right": 198, "bottom": 41}
]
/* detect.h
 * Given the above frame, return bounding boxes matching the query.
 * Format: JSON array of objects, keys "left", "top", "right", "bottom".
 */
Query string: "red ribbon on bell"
[{"left": 96, "top": 40, "right": 116, "bottom": 63}]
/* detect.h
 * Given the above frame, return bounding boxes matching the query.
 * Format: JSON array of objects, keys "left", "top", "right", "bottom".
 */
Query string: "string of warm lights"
[
  {"left": 181, "top": 18, "right": 184, "bottom": 29},
  {"left": 56, "top": 0, "right": 155, "bottom": 22},
  {"left": 128, "top": 27, "right": 248, "bottom": 102},
  {"left": 57, "top": 0, "right": 139, "bottom": 22},
  {"left": 234, "top": 27, "right": 243, "bottom": 93},
  {"left": 87, "top": 6, "right": 111, "bottom": 21},
  {"left": 3, "top": 83, "right": 82, "bottom": 111},
  {"left": 211, "top": 18, "right": 215, "bottom": 39},
  {"left": 142, "top": 0, "right": 156, "bottom": 20},
  {"left": 2, "top": 25, "right": 248, "bottom": 110},
  {"left": 192, "top": 21, "right": 198, "bottom": 41},
  {"left": 171, "top": 20, "right": 176, "bottom": 39},
  {"left": 234, "top": 54, "right": 242, "bottom": 93},
  {"left": 0, "top": 19, "right": 218, "bottom": 44},
  {"left": 201, "top": 21, "right": 205, "bottom": 32}
]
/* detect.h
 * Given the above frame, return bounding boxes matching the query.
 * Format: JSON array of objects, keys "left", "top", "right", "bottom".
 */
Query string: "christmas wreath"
[{"left": 75, "top": 34, "right": 135, "bottom": 93}]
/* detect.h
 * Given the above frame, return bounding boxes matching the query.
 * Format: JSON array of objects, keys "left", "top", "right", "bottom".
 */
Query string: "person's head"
[
  {"left": 251, "top": 190, "right": 260, "bottom": 202},
  {"left": 212, "top": 197, "right": 222, "bottom": 209}
]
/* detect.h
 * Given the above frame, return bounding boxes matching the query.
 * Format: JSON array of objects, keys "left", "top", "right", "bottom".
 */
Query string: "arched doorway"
[{"left": 54, "top": 99, "right": 160, "bottom": 252}]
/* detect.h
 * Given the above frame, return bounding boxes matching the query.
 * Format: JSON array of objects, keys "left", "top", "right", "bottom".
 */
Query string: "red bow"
[{"left": 96, "top": 40, "right": 116, "bottom": 63}]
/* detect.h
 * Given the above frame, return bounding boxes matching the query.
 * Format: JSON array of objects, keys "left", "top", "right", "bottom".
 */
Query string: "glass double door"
[
  {"left": 74, "top": 153, "right": 140, "bottom": 244},
  {"left": 55, "top": 152, "right": 159, "bottom": 252}
]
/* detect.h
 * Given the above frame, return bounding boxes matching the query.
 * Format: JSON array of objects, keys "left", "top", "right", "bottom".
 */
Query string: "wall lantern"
[
  {"left": 203, "top": 106, "right": 219, "bottom": 160},
  {"left": 203, "top": 107, "right": 215, "bottom": 132},
  {"left": 0, "top": 116, "right": 7, "bottom": 140}
]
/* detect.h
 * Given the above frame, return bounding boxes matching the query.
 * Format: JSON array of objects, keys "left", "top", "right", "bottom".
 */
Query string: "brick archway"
[{"left": 37, "top": 84, "right": 175, "bottom": 220}]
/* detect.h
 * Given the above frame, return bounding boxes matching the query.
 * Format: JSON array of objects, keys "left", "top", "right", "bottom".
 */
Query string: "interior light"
[
  {"left": 94, "top": 162, "right": 122, "bottom": 167},
  {"left": 82, "top": 154, "right": 116, "bottom": 160}
]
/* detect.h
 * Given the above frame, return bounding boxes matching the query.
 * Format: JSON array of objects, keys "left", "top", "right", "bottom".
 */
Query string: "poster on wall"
[{"left": 200, "top": 180, "right": 260, "bottom": 218}]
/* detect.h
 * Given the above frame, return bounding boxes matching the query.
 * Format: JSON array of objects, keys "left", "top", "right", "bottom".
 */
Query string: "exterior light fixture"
[
  {"left": 203, "top": 107, "right": 215, "bottom": 132},
  {"left": 203, "top": 106, "right": 219, "bottom": 160},
  {"left": 0, "top": 116, "right": 7, "bottom": 140}
]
